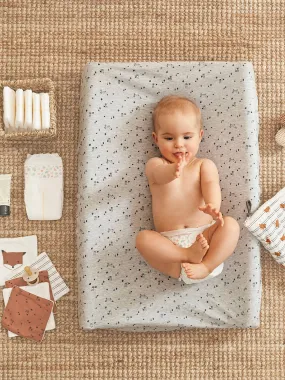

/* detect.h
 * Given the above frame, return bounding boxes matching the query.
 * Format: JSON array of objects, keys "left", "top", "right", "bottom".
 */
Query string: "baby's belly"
[{"left": 152, "top": 206, "right": 213, "bottom": 233}]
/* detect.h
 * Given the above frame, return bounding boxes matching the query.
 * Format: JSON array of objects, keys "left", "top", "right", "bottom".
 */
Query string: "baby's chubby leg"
[
  {"left": 183, "top": 216, "right": 240, "bottom": 279},
  {"left": 135, "top": 230, "right": 208, "bottom": 278}
]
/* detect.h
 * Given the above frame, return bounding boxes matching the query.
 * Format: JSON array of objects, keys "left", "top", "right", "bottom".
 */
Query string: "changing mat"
[{"left": 77, "top": 61, "right": 261, "bottom": 331}]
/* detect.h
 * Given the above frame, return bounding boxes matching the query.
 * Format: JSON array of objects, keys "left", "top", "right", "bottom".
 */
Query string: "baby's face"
[{"left": 152, "top": 110, "right": 204, "bottom": 163}]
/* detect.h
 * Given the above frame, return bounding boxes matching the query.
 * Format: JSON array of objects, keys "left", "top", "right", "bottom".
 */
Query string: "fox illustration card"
[{"left": 0, "top": 236, "right": 37, "bottom": 286}]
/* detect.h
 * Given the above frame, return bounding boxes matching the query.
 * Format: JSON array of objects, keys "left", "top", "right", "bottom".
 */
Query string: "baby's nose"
[{"left": 174, "top": 140, "right": 183, "bottom": 148}]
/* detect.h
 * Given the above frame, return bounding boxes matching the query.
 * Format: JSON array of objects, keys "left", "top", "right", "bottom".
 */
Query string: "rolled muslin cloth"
[
  {"left": 276, "top": 129, "right": 285, "bottom": 147},
  {"left": 40, "top": 93, "right": 50, "bottom": 129},
  {"left": 275, "top": 114, "right": 285, "bottom": 147},
  {"left": 15, "top": 89, "right": 24, "bottom": 129},
  {"left": 24, "top": 153, "right": 64, "bottom": 220},
  {"left": 3, "top": 87, "right": 16, "bottom": 131},
  {"left": 24, "top": 89, "right": 33, "bottom": 129},
  {"left": 32, "top": 93, "right": 41, "bottom": 130}
]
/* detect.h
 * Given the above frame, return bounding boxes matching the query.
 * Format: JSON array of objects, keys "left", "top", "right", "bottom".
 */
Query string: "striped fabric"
[
  {"left": 8, "top": 252, "right": 69, "bottom": 301},
  {"left": 244, "top": 187, "right": 285, "bottom": 266}
]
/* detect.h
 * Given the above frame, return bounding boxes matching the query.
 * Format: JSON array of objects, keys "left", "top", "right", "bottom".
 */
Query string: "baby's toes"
[
  {"left": 214, "top": 209, "right": 221, "bottom": 218},
  {"left": 183, "top": 263, "right": 190, "bottom": 271},
  {"left": 184, "top": 266, "right": 194, "bottom": 278},
  {"left": 202, "top": 241, "right": 209, "bottom": 249},
  {"left": 197, "top": 234, "right": 206, "bottom": 244},
  {"left": 185, "top": 268, "right": 192, "bottom": 276},
  {"left": 196, "top": 233, "right": 204, "bottom": 242}
]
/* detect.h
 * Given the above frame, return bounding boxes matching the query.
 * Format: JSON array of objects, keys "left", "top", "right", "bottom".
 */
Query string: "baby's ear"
[
  {"left": 200, "top": 129, "right": 204, "bottom": 140},
  {"left": 152, "top": 132, "right": 158, "bottom": 144}
]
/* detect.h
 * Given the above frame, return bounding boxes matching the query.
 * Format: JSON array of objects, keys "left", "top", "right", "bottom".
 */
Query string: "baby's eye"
[
  {"left": 184, "top": 136, "right": 192, "bottom": 140},
  {"left": 165, "top": 137, "right": 173, "bottom": 141}
]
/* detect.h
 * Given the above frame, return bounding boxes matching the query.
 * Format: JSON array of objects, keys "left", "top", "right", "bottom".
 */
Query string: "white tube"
[
  {"left": 24, "top": 89, "right": 33, "bottom": 129},
  {"left": 32, "top": 93, "right": 41, "bottom": 130},
  {"left": 40, "top": 93, "right": 50, "bottom": 129},
  {"left": 3, "top": 87, "right": 16, "bottom": 131},
  {"left": 15, "top": 89, "right": 24, "bottom": 129},
  {"left": 0, "top": 174, "right": 12, "bottom": 216}
]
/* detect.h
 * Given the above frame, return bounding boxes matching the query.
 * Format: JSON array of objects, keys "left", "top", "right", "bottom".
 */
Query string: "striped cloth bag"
[{"left": 244, "top": 186, "right": 285, "bottom": 266}]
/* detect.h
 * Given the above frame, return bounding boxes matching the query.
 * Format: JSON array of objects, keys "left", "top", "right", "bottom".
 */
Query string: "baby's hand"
[
  {"left": 174, "top": 153, "right": 191, "bottom": 178},
  {"left": 199, "top": 203, "right": 224, "bottom": 226}
]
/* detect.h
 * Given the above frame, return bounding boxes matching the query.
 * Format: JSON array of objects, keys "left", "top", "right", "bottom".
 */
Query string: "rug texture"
[{"left": 0, "top": 1, "right": 284, "bottom": 379}]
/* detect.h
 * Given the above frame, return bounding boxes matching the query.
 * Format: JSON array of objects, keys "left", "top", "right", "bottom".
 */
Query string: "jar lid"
[{"left": 0, "top": 205, "right": 10, "bottom": 216}]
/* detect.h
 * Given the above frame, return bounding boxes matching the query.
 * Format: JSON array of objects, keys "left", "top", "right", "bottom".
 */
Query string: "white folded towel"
[
  {"left": 9, "top": 251, "right": 70, "bottom": 301},
  {"left": 40, "top": 93, "right": 50, "bottom": 129},
  {"left": 24, "top": 154, "right": 64, "bottom": 220},
  {"left": 32, "top": 93, "right": 41, "bottom": 130},
  {"left": 15, "top": 89, "right": 24, "bottom": 129},
  {"left": 3, "top": 86, "right": 16, "bottom": 131},
  {"left": 24, "top": 89, "right": 33, "bottom": 129}
]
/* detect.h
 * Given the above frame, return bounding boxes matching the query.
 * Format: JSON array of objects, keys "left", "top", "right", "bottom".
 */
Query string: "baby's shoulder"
[
  {"left": 145, "top": 156, "right": 166, "bottom": 168},
  {"left": 145, "top": 157, "right": 166, "bottom": 178},
  {"left": 198, "top": 158, "right": 217, "bottom": 167},
  {"left": 198, "top": 158, "right": 219, "bottom": 176}
]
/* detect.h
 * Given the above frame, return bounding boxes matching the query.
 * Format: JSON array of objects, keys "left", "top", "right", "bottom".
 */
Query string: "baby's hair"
[{"left": 152, "top": 95, "right": 202, "bottom": 131}]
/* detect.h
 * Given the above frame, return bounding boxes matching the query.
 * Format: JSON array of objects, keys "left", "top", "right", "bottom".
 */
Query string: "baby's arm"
[
  {"left": 145, "top": 157, "right": 177, "bottom": 185},
  {"left": 199, "top": 159, "right": 224, "bottom": 224}
]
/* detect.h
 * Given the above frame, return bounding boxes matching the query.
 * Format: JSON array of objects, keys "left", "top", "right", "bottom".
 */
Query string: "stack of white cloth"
[
  {"left": 24, "top": 154, "right": 63, "bottom": 220},
  {"left": 3, "top": 86, "right": 50, "bottom": 132}
]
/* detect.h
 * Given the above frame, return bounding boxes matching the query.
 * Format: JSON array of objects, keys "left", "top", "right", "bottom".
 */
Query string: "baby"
[{"left": 135, "top": 95, "right": 240, "bottom": 284}]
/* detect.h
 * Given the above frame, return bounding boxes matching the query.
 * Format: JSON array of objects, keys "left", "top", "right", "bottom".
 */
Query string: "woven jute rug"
[{"left": 0, "top": 1, "right": 284, "bottom": 379}]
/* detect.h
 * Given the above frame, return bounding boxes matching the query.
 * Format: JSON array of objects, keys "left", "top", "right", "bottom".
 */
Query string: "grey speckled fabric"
[{"left": 77, "top": 62, "right": 261, "bottom": 331}]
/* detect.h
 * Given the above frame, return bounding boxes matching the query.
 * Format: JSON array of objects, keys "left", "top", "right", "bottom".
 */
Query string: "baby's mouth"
[{"left": 173, "top": 152, "right": 187, "bottom": 158}]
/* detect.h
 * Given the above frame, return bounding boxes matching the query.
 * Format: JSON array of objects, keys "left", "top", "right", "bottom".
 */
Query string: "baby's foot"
[
  {"left": 182, "top": 262, "right": 211, "bottom": 279},
  {"left": 185, "top": 233, "right": 209, "bottom": 264}
]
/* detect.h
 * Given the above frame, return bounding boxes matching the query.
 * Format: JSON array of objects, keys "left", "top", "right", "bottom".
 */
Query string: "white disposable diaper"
[
  {"left": 161, "top": 222, "right": 224, "bottom": 284},
  {"left": 24, "top": 153, "right": 63, "bottom": 220}
]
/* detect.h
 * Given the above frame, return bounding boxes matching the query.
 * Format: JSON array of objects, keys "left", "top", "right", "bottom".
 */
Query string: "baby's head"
[{"left": 152, "top": 95, "right": 204, "bottom": 163}]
